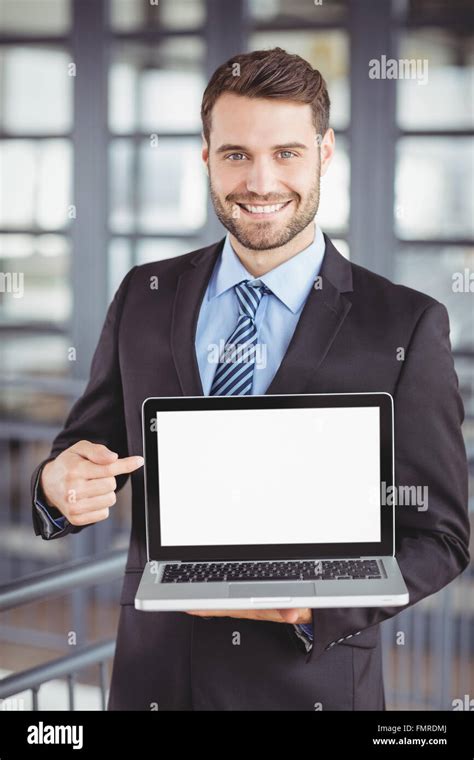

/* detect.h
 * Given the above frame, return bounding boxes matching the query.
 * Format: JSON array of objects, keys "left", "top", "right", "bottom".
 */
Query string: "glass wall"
[
  {"left": 393, "top": 10, "right": 474, "bottom": 435},
  {"left": 0, "top": 0, "right": 73, "bottom": 424}
]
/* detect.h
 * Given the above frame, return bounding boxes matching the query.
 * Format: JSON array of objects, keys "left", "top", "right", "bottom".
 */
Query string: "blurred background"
[{"left": 0, "top": 0, "right": 472, "bottom": 711}]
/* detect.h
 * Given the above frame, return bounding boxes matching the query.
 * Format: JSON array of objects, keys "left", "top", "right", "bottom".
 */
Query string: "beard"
[{"left": 208, "top": 166, "right": 321, "bottom": 251}]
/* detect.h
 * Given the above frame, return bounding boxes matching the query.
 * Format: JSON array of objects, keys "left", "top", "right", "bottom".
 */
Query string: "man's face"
[{"left": 202, "top": 93, "right": 334, "bottom": 251}]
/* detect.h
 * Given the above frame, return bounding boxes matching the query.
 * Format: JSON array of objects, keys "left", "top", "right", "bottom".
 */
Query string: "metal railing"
[{"left": 0, "top": 549, "right": 127, "bottom": 710}]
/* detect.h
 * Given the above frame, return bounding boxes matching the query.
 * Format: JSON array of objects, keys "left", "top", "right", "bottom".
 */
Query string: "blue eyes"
[{"left": 225, "top": 151, "right": 297, "bottom": 161}]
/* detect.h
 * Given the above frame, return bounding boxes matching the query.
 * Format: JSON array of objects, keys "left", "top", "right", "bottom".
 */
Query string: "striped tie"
[{"left": 210, "top": 279, "right": 271, "bottom": 396}]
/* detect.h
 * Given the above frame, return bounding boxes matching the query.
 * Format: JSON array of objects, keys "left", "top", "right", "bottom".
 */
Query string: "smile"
[{"left": 236, "top": 200, "right": 293, "bottom": 218}]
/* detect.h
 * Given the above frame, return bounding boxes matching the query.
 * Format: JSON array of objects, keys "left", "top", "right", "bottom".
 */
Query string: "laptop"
[{"left": 135, "top": 393, "right": 409, "bottom": 611}]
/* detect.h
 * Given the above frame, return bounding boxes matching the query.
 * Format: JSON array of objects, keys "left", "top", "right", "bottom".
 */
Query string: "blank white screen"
[{"left": 156, "top": 406, "right": 381, "bottom": 546}]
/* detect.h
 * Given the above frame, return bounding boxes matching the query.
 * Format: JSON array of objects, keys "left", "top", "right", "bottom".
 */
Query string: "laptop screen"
[{"left": 154, "top": 406, "right": 381, "bottom": 547}]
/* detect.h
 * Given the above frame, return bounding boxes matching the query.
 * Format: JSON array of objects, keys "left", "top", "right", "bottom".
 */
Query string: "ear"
[
  {"left": 320, "top": 128, "right": 335, "bottom": 177},
  {"left": 202, "top": 132, "right": 209, "bottom": 175}
]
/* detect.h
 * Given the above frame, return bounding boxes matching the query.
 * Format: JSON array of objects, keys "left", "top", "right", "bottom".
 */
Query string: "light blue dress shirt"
[{"left": 195, "top": 222, "right": 326, "bottom": 646}]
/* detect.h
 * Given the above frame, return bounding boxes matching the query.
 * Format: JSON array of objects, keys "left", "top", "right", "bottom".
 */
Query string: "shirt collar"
[{"left": 208, "top": 222, "right": 326, "bottom": 314}]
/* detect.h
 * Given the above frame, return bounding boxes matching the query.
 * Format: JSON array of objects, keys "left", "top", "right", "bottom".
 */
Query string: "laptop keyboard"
[{"left": 161, "top": 559, "right": 383, "bottom": 583}]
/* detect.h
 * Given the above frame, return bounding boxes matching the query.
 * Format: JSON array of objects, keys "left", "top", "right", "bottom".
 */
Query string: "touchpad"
[{"left": 228, "top": 582, "right": 315, "bottom": 597}]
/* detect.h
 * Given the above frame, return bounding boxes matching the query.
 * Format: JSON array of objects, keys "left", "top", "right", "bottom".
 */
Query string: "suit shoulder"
[{"left": 350, "top": 260, "right": 441, "bottom": 317}]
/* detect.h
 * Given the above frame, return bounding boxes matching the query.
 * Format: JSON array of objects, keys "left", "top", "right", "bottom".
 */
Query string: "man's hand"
[
  {"left": 185, "top": 608, "right": 312, "bottom": 624},
  {"left": 40, "top": 440, "right": 144, "bottom": 526}
]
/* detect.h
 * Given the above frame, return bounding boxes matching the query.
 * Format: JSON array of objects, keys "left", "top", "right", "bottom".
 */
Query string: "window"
[
  {"left": 0, "top": 1, "right": 73, "bottom": 398},
  {"left": 392, "top": 7, "right": 474, "bottom": 497},
  {"left": 108, "top": 18, "right": 209, "bottom": 299}
]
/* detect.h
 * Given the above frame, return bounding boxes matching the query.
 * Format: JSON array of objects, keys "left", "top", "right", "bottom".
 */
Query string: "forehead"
[{"left": 209, "top": 93, "right": 315, "bottom": 144}]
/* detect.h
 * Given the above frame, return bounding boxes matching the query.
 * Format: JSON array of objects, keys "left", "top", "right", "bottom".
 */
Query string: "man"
[{"left": 31, "top": 48, "right": 470, "bottom": 711}]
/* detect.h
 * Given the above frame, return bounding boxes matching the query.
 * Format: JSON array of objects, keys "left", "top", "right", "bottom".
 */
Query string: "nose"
[{"left": 245, "top": 157, "right": 280, "bottom": 197}]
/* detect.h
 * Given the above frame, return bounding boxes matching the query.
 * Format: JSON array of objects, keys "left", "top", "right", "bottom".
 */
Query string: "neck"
[{"left": 229, "top": 222, "right": 316, "bottom": 278}]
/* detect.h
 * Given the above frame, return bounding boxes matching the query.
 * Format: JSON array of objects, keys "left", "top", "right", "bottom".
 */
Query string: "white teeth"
[{"left": 242, "top": 202, "right": 287, "bottom": 214}]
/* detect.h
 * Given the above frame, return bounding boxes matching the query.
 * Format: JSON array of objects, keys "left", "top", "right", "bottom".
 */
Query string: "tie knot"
[{"left": 234, "top": 279, "right": 271, "bottom": 320}]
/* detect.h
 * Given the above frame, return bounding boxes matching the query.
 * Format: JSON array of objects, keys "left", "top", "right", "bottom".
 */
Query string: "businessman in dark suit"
[{"left": 31, "top": 48, "right": 470, "bottom": 710}]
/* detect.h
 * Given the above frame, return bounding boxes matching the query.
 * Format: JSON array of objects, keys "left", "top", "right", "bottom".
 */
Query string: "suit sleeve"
[
  {"left": 31, "top": 266, "right": 138, "bottom": 540},
  {"left": 307, "top": 301, "right": 471, "bottom": 663}
]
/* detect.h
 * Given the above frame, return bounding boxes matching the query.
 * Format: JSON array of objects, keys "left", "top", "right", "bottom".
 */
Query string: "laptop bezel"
[{"left": 141, "top": 392, "right": 395, "bottom": 562}]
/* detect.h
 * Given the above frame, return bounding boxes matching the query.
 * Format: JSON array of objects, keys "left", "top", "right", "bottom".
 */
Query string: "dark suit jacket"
[{"left": 31, "top": 235, "right": 470, "bottom": 710}]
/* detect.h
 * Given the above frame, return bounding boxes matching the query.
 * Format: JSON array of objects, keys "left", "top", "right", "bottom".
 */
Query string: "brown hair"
[{"left": 201, "top": 47, "right": 330, "bottom": 145}]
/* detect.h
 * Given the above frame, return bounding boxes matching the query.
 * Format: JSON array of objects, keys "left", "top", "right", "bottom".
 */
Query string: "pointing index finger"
[
  {"left": 108, "top": 455, "right": 144, "bottom": 476},
  {"left": 81, "top": 455, "right": 144, "bottom": 479}
]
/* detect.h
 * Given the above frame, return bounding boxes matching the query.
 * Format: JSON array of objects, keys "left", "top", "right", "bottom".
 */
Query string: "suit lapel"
[
  {"left": 266, "top": 235, "right": 353, "bottom": 394},
  {"left": 171, "top": 234, "right": 353, "bottom": 397},
  {"left": 171, "top": 238, "right": 225, "bottom": 396}
]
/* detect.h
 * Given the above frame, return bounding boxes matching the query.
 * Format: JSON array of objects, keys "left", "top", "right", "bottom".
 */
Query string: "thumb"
[{"left": 277, "top": 608, "right": 301, "bottom": 624}]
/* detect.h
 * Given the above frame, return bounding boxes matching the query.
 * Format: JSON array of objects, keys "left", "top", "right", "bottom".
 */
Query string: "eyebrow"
[{"left": 215, "top": 142, "right": 309, "bottom": 154}]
